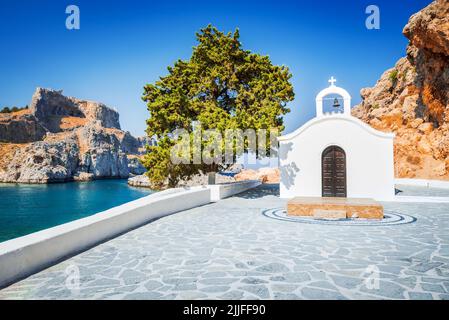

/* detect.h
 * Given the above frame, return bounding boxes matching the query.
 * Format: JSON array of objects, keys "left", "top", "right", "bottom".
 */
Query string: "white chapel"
[{"left": 278, "top": 77, "right": 395, "bottom": 201}]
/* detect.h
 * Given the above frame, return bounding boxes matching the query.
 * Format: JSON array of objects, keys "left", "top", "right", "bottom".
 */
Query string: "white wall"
[
  {"left": 279, "top": 115, "right": 395, "bottom": 201},
  {"left": 209, "top": 180, "right": 261, "bottom": 202}
]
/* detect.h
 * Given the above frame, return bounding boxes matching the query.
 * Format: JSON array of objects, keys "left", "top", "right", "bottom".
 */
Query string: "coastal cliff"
[
  {"left": 352, "top": 0, "right": 449, "bottom": 180},
  {"left": 0, "top": 88, "right": 147, "bottom": 183}
]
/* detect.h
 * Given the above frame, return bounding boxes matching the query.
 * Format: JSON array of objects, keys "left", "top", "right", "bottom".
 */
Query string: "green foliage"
[
  {"left": 389, "top": 69, "right": 398, "bottom": 83},
  {"left": 142, "top": 24, "right": 295, "bottom": 188}
]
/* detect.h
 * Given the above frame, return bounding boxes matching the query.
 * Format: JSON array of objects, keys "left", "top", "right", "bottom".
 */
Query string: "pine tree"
[{"left": 142, "top": 25, "right": 294, "bottom": 188}]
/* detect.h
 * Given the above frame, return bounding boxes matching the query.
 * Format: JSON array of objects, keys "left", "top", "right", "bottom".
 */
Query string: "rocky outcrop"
[
  {"left": 29, "top": 88, "right": 120, "bottom": 132},
  {"left": 128, "top": 174, "right": 153, "bottom": 188},
  {"left": 0, "top": 111, "right": 47, "bottom": 143},
  {"left": 0, "top": 124, "right": 133, "bottom": 183},
  {"left": 403, "top": 0, "right": 449, "bottom": 58},
  {"left": 30, "top": 88, "right": 84, "bottom": 132},
  {"left": 75, "top": 125, "right": 130, "bottom": 178},
  {"left": 127, "top": 156, "right": 146, "bottom": 175},
  {"left": 0, "top": 138, "right": 79, "bottom": 183},
  {"left": 0, "top": 88, "right": 145, "bottom": 183},
  {"left": 235, "top": 168, "right": 280, "bottom": 183},
  {"left": 116, "top": 131, "right": 141, "bottom": 154},
  {"left": 352, "top": 0, "right": 449, "bottom": 180}
]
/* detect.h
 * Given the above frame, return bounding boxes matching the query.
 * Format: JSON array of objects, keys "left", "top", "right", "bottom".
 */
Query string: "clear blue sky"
[{"left": 0, "top": 0, "right": 433, "bottom": 137}]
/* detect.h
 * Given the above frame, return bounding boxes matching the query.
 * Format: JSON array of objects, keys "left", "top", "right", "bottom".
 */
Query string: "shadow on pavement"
[{"left": 235, "top": 183, "right": 280, "bottom": 199}]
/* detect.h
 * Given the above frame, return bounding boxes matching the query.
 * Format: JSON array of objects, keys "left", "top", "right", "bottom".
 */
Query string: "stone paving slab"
[{"left": 1, "top": 184, "right": 449, "bottom": 300}]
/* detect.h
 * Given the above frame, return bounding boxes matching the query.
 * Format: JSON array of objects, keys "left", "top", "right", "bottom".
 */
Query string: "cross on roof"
[{"left": 328, "top": 76, "right": 337, "bottom": 86}]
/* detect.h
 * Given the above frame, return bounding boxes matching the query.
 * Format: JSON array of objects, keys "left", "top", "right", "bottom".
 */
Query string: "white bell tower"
[{"left": 315, "top": 77, "right": 352, "bottom": 117}]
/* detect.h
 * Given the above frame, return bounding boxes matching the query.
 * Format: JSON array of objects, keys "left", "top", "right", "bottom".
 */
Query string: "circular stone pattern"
[{"left": 262, "top": 208, "right": 416, "bottom": 226}]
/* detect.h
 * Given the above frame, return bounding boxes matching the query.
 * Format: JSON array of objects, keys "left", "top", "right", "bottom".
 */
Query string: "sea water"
[{"left": 0, "top": 179, "right": 153, "bottom": 242}]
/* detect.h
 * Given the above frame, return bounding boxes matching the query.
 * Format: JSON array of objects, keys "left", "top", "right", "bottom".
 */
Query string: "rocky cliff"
[
  {"left": 352, "top": 0, "right": 449, "bottom": 179},
  {"left": 30, "top": 88, "right": 121, "bottom": 132},
  {"left": 0, "top": 88, "right": 147, "bottom": 183},
  {"left": 235, "top": 168, "right": 280, "bottom": 183}
]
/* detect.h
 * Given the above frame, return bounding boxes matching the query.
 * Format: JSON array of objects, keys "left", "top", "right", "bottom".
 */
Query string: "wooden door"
[{"left": 322, "top": 146, "right": 346, "bottom": 197}]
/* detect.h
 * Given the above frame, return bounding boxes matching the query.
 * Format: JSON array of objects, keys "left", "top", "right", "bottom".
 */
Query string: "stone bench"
[{"left": 287, "top": 197, "right": 384, "bottom": 219}]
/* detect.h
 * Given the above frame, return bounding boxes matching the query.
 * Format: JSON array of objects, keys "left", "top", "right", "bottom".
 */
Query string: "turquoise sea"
[{"left": 0, "top": 180, "right": 153, "bottom": 243}]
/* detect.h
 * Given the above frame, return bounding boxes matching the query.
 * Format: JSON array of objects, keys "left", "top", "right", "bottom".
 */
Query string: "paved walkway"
[{"left": 1, "top": 184, "right": 449, "bottom": 300}]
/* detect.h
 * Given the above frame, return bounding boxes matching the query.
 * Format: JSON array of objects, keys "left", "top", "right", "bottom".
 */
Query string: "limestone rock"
[
  {"left": 0, "top": 89, "right": 145, "bottom": 183},
  {"left": 418, "top": 122, "right": 434, "bottom": 134},
  {"left": 0, "top": 112, "right": 47, "bottom": 143},
  {"left": 117, "top": 131, "right": 141, "bottom": 154},
  {"left": 432, "top": 162, "right": 446, "bottom": 176},
  {"left": 352, "top": 1, "right": 449, "bottom": 180},
  {"left": 417, "top": 137, "right": 432, "bottom": 154},
  {"left": 234, "top": 169, "right": 258, "bottom": 181},
  {"left": 128, "top": 174, "right": 152, "bottom": 188},
  {"left": 128, "top": 156, "right": 146, "bottom": 175},
  {"left": 76, "top": 124, "right": 130, "bottom": 178},
  {"left": 235, "top": 168, "right": 280, "bottom": 183},
  {"left": 30, "top": 88, "right": 84, "bottom": 132},
  {"left": 403, "top": 0, "right": 449, "bottom": 57},
  {"left": 0, "top": 137, "right": 79, "bottom": 183},
  {"left": 73, "top": 172, "right": 94, "bottom": 181},
  {"left": 30, "top": 88, "right": 120, "bottom": 131},
  {"left": 77, "top": 101, "right": 120, "bottom": 130}
]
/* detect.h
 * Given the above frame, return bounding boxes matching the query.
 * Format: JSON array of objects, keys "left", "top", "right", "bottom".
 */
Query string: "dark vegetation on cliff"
[{"left": 0, "top": 106, "right": 28, "bottom": 113}]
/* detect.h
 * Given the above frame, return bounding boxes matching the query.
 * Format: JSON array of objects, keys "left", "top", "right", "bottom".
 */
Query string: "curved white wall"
[
  {"left": 279, "top": 115, "right": 395, "bottom": 201},
  {"left": 209, "top": 180, "right": 261, "bottom": 202}
]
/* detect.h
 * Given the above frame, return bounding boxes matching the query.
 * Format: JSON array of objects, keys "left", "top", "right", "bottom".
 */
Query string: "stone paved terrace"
[{"left": 1, "top": 184, "right": 449, "bottom": 300}]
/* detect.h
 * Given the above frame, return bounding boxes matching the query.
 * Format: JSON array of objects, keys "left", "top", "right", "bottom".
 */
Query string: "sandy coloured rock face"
[
  {"left": 352, "top": 0, "right": 449, "bottom": 180},
  {"left": 235, "top": 168, "right": 280, "bottom": 183}
]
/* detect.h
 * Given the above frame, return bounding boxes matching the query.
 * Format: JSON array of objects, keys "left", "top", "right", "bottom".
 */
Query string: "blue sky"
[{"left": 0, "top": 0, "right": 433, "bottom": 137}]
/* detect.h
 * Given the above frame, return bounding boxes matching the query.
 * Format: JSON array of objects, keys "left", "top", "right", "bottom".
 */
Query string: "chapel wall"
[{"left": 279, "top": 117, "right": 395, "bottom": 201}]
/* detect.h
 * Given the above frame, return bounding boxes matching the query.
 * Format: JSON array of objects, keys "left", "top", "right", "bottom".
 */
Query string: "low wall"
[
  {"left": 0, "top": 187, "right": 211, "bottom": 288},
  {"left": 0, "top": 180, "right": 263, "bottom": 288},
  {"left": 395, "top": 178, "right": 449, "bottom": 189},
  {"left": 392, "top": 196, "right": 449, "bottom": 203},
  {"left": 209, "top": 180, "right": 261, "bottom": 202}
]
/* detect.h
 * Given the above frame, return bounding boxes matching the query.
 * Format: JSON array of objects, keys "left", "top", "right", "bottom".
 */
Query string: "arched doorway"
[{"left": 322, "top": 146, "right": 346, "bottom": 197}]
